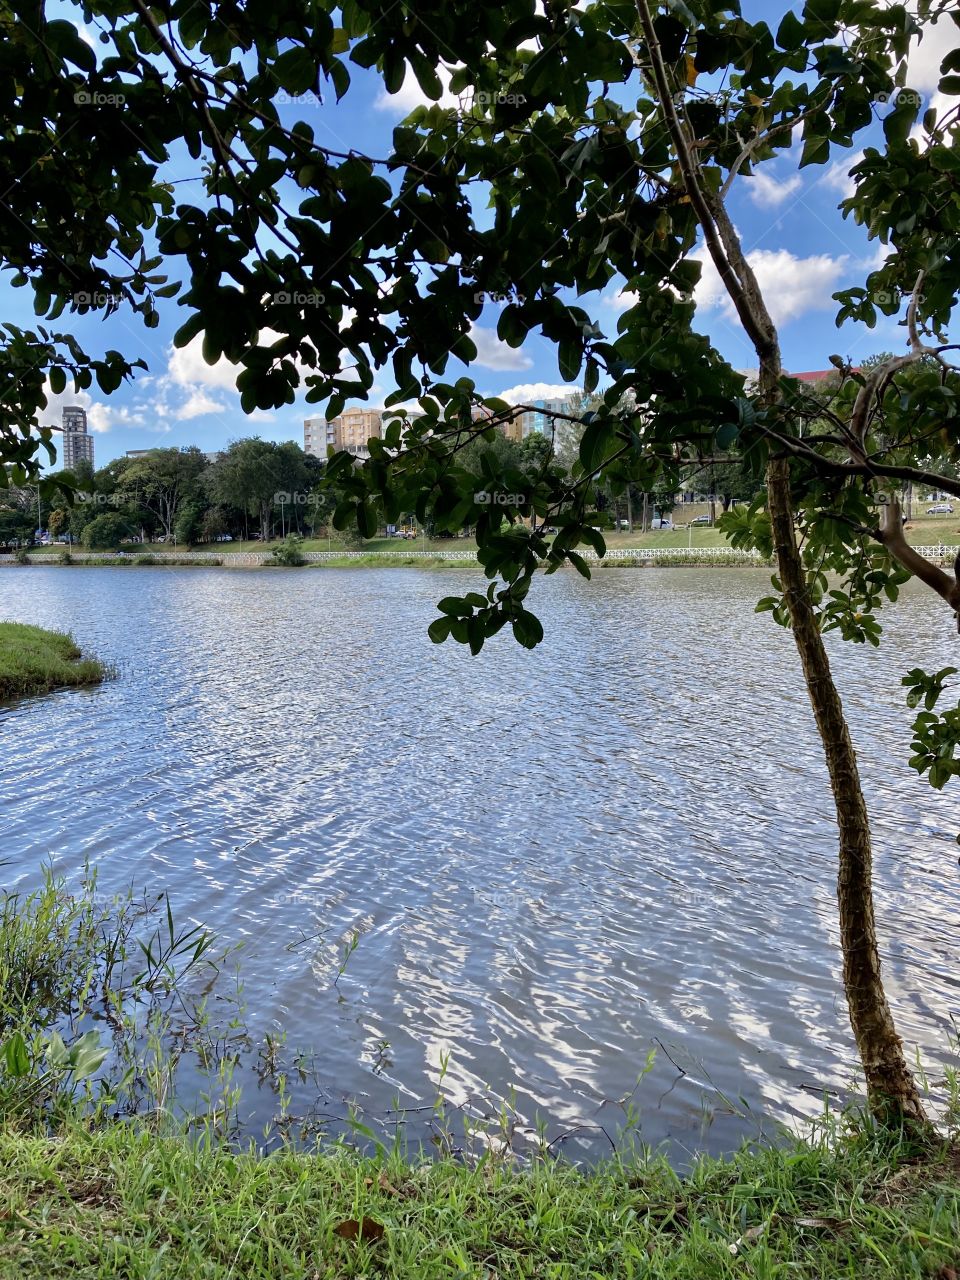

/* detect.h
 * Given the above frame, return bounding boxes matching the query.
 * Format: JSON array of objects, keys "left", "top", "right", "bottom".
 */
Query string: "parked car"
[
  {"left": 618, "top": 519, "right": 630, "bottom": 529},
  {"left": 689, "top": 514, "right": 712, "bottom": 526},
  {"left": 214, "top": 534, "right": 233, "bottom": 542},
  {"left": 650, "top": 518, "right": 673, "bottom": 529},
  {"left": 927, "top": 503, "right": 954, "bottom": 515}
]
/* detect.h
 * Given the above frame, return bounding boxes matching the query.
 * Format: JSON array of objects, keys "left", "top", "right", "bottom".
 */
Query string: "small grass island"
[{"left": 0, "top": 622, "right": 106, "bottom": 701}]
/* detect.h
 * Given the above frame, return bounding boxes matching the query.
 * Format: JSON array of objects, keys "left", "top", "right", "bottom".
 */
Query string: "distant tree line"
[{"left": 1, "top": 425, "right": 768, "bottom": 550}]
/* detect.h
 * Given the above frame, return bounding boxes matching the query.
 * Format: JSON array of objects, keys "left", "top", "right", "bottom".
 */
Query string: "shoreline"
[
  {"left": 0, "top": 622, "right": 107, "bottom": 700},
  {"left": 4, "top": 545, "right": 957, "bottom": 571},
  {"left": 1, "top": 549, "right": 779, "bottom": 570}
]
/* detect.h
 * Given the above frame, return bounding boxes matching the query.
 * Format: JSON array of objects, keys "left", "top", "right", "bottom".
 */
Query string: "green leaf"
[
  {"left": 437, "top": 596, "right": 472, "bottom": 617},
  {"left": 776, "top": 10, "right": 805, "bottom": 49},
  {"left": 567, "top": 551, "right": 592, "bottom": 578},
  {"left": 558, "top": 338, "right": 582, "bottom": 382},
  {"left": 579, "top": 420, "right": 614, "bottom": 472},
  {"left": 273, "top": 47, "right": 318, "bottom": 95},
  {"left": 2, "top": 1032, "right": 30, "bottom": 1078},
  {"left": 799, "top": 134, "right": 830, "bottom": 167},
  {"left": 511, "top": 609, "right": 544, "bottom": 649},
  {"left": 70, "top": 1030, "right": 107, "bottom": 1081},
  {"left": 715, "top": 422, "right": 738, "bottom": 450},
  {"left": 427, "top": 616, "right": 452, "bottom": 644}
]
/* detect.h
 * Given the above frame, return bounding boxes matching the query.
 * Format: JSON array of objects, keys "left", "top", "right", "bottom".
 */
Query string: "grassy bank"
[
  {"left": 2, "top": 872, "right": 960, "bottom": 1277},
  {"left": 1, "top": 1123, "right": 959, "bottom": 1278},
  {"left": 0, "top": 622, "right": 105, "bottom": 700}
]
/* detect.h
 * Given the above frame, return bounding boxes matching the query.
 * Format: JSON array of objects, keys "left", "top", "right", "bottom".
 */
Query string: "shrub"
[
  {"left": 81, "top": 513, "right": 129, "bottom": 551},
  {"left": 269, "top": 534, "right": 306, "bottom": 566}
]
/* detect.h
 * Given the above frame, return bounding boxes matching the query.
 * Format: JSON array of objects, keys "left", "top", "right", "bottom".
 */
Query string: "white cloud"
[
  {"left": 910, "top": 89, "right": 955, "bottom": 147},
  {"left": 692, "top": 244, "right": 848, "bottom": 327},
  {"left": 603, "top": 287, "right": 640, "bottom": 311},
  {"left": 900, "top": 11, "right": 960, "bottom": 93},
  {"left": 822, "top": 149, "right": 865, "bottom": 201},
  {"left": 175, "top": 389, "right": 227, "bottom": 421},
  {"left": 494, "top": 381, "right": 580, "bottom": 402},
  {"left": 469, "top": 324, "right": 533, "bottom": 371},
  {"left": 746, "top": 170, "right": 803, "bottom": 208},
  {"left": 39, "top": 382, "right": 93, "bottom": 431},
  {"left": 37, "top": 380, "right": 149, "bottom": 437},
  {"left": 374, "top": 65, "right": 464, "bottom": 114},
  {"left": 87, "top": 403, "right": 147, "bottom": 433},
  {"left": 168, "top": 335, "right": 245, "bottom": 396}
]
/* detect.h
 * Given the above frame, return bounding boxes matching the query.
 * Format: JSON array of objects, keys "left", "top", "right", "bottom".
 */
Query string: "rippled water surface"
[{"left": 2, "top": 565, "right": 959, "bottom": 1158}]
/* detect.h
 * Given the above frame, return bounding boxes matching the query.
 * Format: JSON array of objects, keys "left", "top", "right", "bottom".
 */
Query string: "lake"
[{"left": 2, "top": 564, "right": 959, "bottom": 1159}]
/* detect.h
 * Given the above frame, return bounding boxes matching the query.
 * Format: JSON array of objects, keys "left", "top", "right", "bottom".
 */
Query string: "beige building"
[{"left": 304, "top": 409, "right": 382, "bottom": 459}]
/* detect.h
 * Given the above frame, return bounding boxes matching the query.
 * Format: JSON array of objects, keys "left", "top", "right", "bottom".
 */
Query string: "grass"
[
  {"left": 2, "top": 872, "right": 960, "bottom": 1277},
  {"left": 0, "top": 1123, "right": 959, "bottom": 1278},
  {"left": 0, "top": 623, "right": 106, "bottom": 701}
]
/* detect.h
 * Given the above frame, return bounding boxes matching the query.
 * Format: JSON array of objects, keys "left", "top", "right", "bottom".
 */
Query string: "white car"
[{"left": 927, "top": 503, "right": 954, "bottom": 515}]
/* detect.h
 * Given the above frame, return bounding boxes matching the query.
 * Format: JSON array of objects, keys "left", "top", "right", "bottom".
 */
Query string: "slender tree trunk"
[
  {"left": 633, "top": 0, "right": 928, "bottom": 1127},
  {"left": 641, "top": 492, "right": 649, "bottom": 532},
  {"left": 767, "top": 456, "right": 927, "bottom": 1127},
  {"left": 626, "top": 487, "right": 634, "bottom": 533}
]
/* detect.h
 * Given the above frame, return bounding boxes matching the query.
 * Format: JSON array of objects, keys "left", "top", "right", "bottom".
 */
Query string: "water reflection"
[{"left": 1, "top": 564, "right": 958, "bottom": 1157}]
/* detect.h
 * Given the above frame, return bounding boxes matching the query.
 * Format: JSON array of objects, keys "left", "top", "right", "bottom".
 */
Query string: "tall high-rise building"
[{"left": 61, "top": 406, "right": 95, "bottom": 470}]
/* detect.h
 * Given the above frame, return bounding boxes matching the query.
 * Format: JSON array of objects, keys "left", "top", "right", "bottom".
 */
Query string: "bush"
[
  {"left": 81, "top": 513, "right": 129, "bottom": 551},
  {"left": 269, "top": 534, "right": 306, "bottom": 566},
  {"left": 14, "top": 548, "right": 29, "bottom": 564},
  {"left": 58, "top": 550, "right": 73, "bottom": 565}
]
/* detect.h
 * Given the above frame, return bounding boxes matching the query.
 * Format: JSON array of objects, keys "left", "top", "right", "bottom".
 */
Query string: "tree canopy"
[{"left": 4, "top": 0, "right": 960, "bottom": 1124}]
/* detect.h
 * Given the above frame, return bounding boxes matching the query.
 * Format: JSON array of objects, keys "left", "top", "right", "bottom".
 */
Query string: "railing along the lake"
[{"left": 1, "top": 545, "right": 957, "bottom": 567}]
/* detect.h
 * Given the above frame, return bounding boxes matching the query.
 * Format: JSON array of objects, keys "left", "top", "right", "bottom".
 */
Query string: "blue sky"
[{"left": 16, "top": 2, "right": 958, "bottom": 466}]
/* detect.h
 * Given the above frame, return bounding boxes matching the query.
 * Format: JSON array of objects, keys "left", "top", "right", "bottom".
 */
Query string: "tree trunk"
[
  {"left": 766, "top": 456, "right": 927, "bottom": 1127},
  {"left": 626, "top": 487, "right": 634, "bottom": 533},
  {"left": 641, "top": 492, "right": 649, "bottom": 532}
]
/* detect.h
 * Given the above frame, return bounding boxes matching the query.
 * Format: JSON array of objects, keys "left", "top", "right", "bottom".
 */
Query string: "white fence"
[{"left": 1, "top": 545, "right": 956, "bottom": 568}]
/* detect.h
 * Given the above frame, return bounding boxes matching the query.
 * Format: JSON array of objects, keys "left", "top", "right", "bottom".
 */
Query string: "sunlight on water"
[{"left": 1, "top": 565, "right": 958, "bottom": 1157}]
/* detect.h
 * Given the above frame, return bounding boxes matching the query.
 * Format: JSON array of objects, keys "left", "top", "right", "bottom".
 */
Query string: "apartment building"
[
  {"left": 304, "top": 408, "right": 383, "bottom": 459},
  {"left": 61, "top": 406, "right": 95, "bottom": 470}
]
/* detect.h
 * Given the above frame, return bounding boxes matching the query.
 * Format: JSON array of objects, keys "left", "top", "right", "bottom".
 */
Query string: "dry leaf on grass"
[{"left": 333, "top": 1217, "right": 386, "bottom": 1243}]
